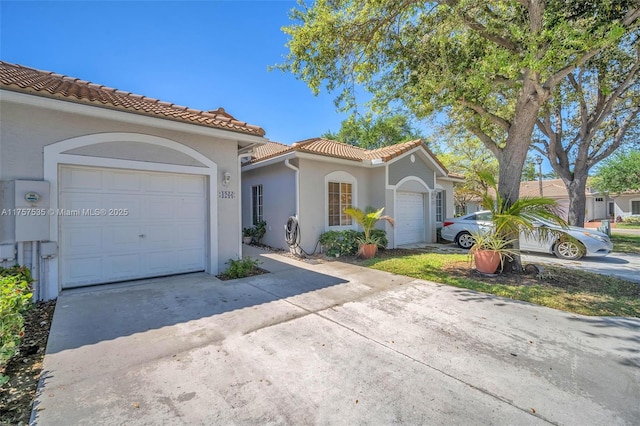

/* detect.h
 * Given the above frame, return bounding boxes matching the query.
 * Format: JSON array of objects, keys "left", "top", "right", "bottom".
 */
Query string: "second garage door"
[
  {"left": 59, "top": 166, "right": 206, "bottom": 288},
  {"left": 396, "top": 191, "right": 425, "bottom": 245}
]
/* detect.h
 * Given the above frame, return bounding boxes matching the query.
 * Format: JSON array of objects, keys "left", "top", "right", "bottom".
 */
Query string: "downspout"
[
  {"left": 284, "top": 158, "right": 299, "bottom": 218},
  {"left": 238, "top": 152, "right": 253, "bottom": 257}
]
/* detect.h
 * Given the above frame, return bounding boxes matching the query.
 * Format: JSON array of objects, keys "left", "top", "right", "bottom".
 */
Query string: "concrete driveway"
[
  {"left": 521, "top": 251, "right": 640, "bottom": 284},
  {"left": 33, "top": 246, "right": 639, "bottom": 425}
]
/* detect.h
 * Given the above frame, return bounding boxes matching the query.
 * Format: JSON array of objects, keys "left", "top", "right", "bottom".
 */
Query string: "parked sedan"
[{"left": 440, "top": 211, "right": 613, "bottom": 259}]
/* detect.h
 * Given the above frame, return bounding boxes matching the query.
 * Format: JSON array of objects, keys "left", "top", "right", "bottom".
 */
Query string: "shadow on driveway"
[{"left": 47, "top": 253, "right": 348, "bottom": 354}]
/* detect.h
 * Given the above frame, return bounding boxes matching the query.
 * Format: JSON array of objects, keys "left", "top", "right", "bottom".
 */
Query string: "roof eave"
[{"left": 1, "top": 88, "right": 267, "bottom": 144}]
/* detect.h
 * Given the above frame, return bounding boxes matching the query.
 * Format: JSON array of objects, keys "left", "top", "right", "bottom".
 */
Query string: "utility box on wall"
[{"left": 14, "top": 180, "right": 50, "bottom": 242}]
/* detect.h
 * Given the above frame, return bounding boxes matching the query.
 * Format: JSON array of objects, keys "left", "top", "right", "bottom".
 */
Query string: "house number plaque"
[{"left": 218, "top": 191, "right": 236, "bottom": 199}]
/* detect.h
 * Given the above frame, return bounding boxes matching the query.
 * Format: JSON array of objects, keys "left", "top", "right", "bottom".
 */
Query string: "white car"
[{"left": 440, "top": 211, "right": 613, "bottom": 259}]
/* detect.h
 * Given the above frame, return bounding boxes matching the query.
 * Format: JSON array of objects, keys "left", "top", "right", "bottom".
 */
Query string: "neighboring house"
[
  {"left": 241, "top": 138, "right": 463, "bottom": 252},
  {"left": 519, "top": 179, "right": 640, "bottom": 221},
  {"left": 0, "top": 61, "right": 266, "bottom": 300}
]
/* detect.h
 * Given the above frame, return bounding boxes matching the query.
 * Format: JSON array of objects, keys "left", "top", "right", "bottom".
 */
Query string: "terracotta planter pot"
[
  {"left": 473, "top": 249, "right": 501, "bottom": 274},
  {"left": 358, "top": 244, "right": 378, "bottom": 259}
]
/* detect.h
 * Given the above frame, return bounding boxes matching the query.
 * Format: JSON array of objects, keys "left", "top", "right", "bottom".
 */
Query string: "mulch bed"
[{"left": 0, "top": 300, "right": 56, "bottom": 425}]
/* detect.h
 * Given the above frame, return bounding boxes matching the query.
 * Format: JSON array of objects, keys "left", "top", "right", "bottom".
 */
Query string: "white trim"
[
  {"left": 284, "top": 159, "right": 300, "bottom": 218},
  {"left": 324, "top": 171, "right": 358, "bottom": 231},
  {"left": 2, "top": 89, "right": 266, "bottom": 144},
  {"left": 242, "top": 152, "right": 296, "bottom": 172},
  {"left": 393, "top": 176, "right": 431, "bottom": 192},
  {"left": 43, "top": 132, "right": 218, "bottom": 300},
  {"left": 390, "top": 177, "right": 433, "bottom": 247},
  {"left": 384, "top": 146, "right": 448, "bottom": 176}
]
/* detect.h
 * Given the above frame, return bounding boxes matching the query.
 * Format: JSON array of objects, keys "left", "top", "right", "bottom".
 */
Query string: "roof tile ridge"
[{"left": 291, "top": 137, "right": 320, "bottom": 147}]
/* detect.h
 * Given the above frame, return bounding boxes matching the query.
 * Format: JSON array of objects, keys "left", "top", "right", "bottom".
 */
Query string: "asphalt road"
[{"left": 521, "top": 250, "right": 640, "bottom": 284}]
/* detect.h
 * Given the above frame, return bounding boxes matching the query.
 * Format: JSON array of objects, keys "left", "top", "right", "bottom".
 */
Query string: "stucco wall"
[
  {"left": 613, "top": 194, "right": 640, "bottom": 217},
  {"left": 297, "top": 158, "right": 372, "bottom": 251},
  {"left": 241, "top": 162, "right": 296, "bottom": 250},
  {"left": 0, "top": 98, "right": 246, "bottom": 285},
  {"left": 388, "top": 153, "right": 435, "bottom": 188}
]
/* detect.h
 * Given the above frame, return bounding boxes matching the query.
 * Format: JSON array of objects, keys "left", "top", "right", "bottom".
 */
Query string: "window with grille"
[
  {"left": 632, "top": 200, "right": 640, "bottom": 215},
  {"left": 435, "top": 191, "right": 443, "bottom": 222},
  {"left": 328, "top": 182, "right": 353, "bottom": 226},
  {"left": 252, "top": 185, "right": 263, "bottom": 224}
]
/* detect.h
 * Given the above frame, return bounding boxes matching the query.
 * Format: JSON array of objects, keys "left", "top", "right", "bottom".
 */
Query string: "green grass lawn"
[
  {"left": 611, "top": 233, "right": 640, "bottom": 254},
  {"left": 617, "top": 222, "right": 640, "bottom": 229},
  {"left": 360, "top": 251, "right": 640, "bottom": 317}
]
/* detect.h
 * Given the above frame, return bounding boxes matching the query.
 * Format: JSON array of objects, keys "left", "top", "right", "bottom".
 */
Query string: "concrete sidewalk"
[{"left": 32, "top": 246, "right": 640, "bottom": 425}]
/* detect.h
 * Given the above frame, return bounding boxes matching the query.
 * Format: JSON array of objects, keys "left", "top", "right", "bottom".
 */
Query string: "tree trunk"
[
  {"left": 563, "top": 174, "right": 588, "bottom": 227},
  {"left": 496, "top": 87, "right": 544, "bottom": 273}
]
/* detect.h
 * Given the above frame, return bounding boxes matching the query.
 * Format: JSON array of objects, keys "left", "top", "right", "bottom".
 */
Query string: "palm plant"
[
  {"left": 343, "top": 207, "right": 395, "bottom": 246},
  {"left": 473, "top": 171, "right": 567, "bottom": 272}
]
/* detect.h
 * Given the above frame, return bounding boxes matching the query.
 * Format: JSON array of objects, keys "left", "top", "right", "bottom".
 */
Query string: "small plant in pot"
[
  {"left": 242, "top": 227, "right": 253, "bottom": 244},
  {"left": 343, "top": 207, "right": 394, "bottom": 259},
  {"left": 469, "top": 231, "right": 517, "bottom": 274}
]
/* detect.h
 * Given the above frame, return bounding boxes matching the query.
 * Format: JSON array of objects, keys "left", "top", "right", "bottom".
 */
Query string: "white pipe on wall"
[
  {"left": 17, "top": 242, "right": 24, "bottom": 266},
  {"left": 284, "top": 158, "right": 300, "bottom": 218},
  {"left": 237, "top": 152, "right": 254, "bottom": 257},
  {"left": 31, "top": 241, "right": 39, "bottom": 301}
]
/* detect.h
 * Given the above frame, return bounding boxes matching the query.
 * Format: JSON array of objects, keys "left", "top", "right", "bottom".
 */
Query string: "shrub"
[
  {"left": 319, "top": 229, "right": 388, "bottom": 257},
  {"left": 224, "top": 257, "right": 262, "bottom": 279},
  {"left": 1, "top": 266, "right": 33, "bottom": 385},
  {"left": 622, "top": 216, "right": 640, "bottom": 225}
]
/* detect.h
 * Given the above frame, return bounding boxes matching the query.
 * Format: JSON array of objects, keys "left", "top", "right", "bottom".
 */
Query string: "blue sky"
[{"left": 0, "top": 1, "right": 353, "bottom": 144}]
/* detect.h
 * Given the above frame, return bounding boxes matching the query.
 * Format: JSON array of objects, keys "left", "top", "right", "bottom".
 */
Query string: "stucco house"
[
  {"left": 519, "top": 179, "right": 640, "bottom": 222},
  {"left": 241, "top": 138, "right": 463, "bottom": 252},
  {"left": 462, "top": 178, "right": 640, "bottom": 221},
  {"left": 0, "top": 61, "right": 266, "bottom": 300}
]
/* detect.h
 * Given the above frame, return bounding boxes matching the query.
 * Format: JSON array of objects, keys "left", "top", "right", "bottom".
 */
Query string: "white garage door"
[
  {"left": 396, "top": 192, "right": 425, "bottom": 245},
  {"left": 59, "top": 166, "right": 206, "bottom": 288}
]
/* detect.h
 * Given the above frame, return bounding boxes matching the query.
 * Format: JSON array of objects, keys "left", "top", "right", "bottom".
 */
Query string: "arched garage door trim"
[
  {"left": 43, "top": 132, "right": 218, "bottom": 299},
  {"left": 393, "top": 176, "right": 433, "bottom": 247}
]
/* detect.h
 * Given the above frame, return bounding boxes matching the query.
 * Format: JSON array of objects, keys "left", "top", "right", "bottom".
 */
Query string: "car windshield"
[{"left": 529, "top": 215, "right": 561, "bottom": 227}]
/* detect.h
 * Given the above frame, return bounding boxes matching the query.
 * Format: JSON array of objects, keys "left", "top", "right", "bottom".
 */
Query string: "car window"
[{"left": 475, "top": 212, "right": 493, "bottom": 221}]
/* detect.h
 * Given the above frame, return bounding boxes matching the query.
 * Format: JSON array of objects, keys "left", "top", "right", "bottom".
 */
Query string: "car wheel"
[
  {"left": 553, "top": 240, "right": 585, "bottom": 260},
  {"left": 456, "top": 232, "right": 474, "bottom": 249}
]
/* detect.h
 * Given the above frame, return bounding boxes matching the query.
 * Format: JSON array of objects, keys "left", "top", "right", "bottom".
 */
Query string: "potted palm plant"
[
  {"left": 343, "top": 207, "right": 395, "bottom": 259},
  {"left": 471, "top": 171, "right": 566, "bottom": 273}
]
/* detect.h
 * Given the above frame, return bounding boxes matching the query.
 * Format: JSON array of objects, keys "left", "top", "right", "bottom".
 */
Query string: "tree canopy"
[
  {"left": 322, "top": 114, "right": 425, "bottom": 149},
  {"left": 532, "top": 27, "right": 640, "bottom": 225},
  {"left": 592, "top": 150, "right": 640, "bottom": 194},
  {"left": 280, "top": 0, "right": 640, "bottom": 207}
]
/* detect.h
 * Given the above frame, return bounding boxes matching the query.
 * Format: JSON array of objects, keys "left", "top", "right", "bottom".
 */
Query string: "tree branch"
[{"left": 459, "top": 99, "right": 511, "bottom": 131}]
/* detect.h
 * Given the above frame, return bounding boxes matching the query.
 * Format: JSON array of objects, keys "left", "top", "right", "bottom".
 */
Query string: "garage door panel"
[
  {"left": 109, "top": 226, "right": 142, "bottom": 248},
  {"left": 144, "top": 174, "right": 174, "bottom": 193},
  {"left": 145, "top": 198, "right": 175, "bottom": 219},
  {"left": 108, "top": 170, "right": 143, "bottom": 192},
  {"left": 145, "top": 251, "right": 176, "bottom": 274},
  {"left": 107, "top": 254, "right": 141, "bottom": 279},
  {"left": 179, "top": 249, "right": 207, "bottom": 269},
  {"left": 179, "top": 199, "right": 205, "bottom": 219},
  {"left": 63, "top": 256, "right": 103, "bottom": 284},
  {"left": 179, "top": 224, "right": 205, "bottom": 245},
  {"left": 177, "top": 175, "right": 207, "bottom": 195},
  {"left": 60, "top": 166, "right": 206, "bottom": 288},
  {"left": 61, "top": 168, "right": 103, "bottom": 191},
  {"left": 63, "top": 227, "right": 104, "bottom": 254},
  {"left": 396, "top": 192, "right": 425, "bottom": 245}
]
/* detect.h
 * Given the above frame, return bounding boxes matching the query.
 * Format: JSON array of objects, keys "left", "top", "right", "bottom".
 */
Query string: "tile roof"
[
  {"left": 293, "top": 138, "right": 368, "bottom": 161},
  {"left": 0, "top": 61, "right": 265, "bottom": 137},
  {"left": 247, "top": 138, "right": 458, "bottom": 178},
  {"left": 519, "top": 179, "right": 571, "bottom": 198}
]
